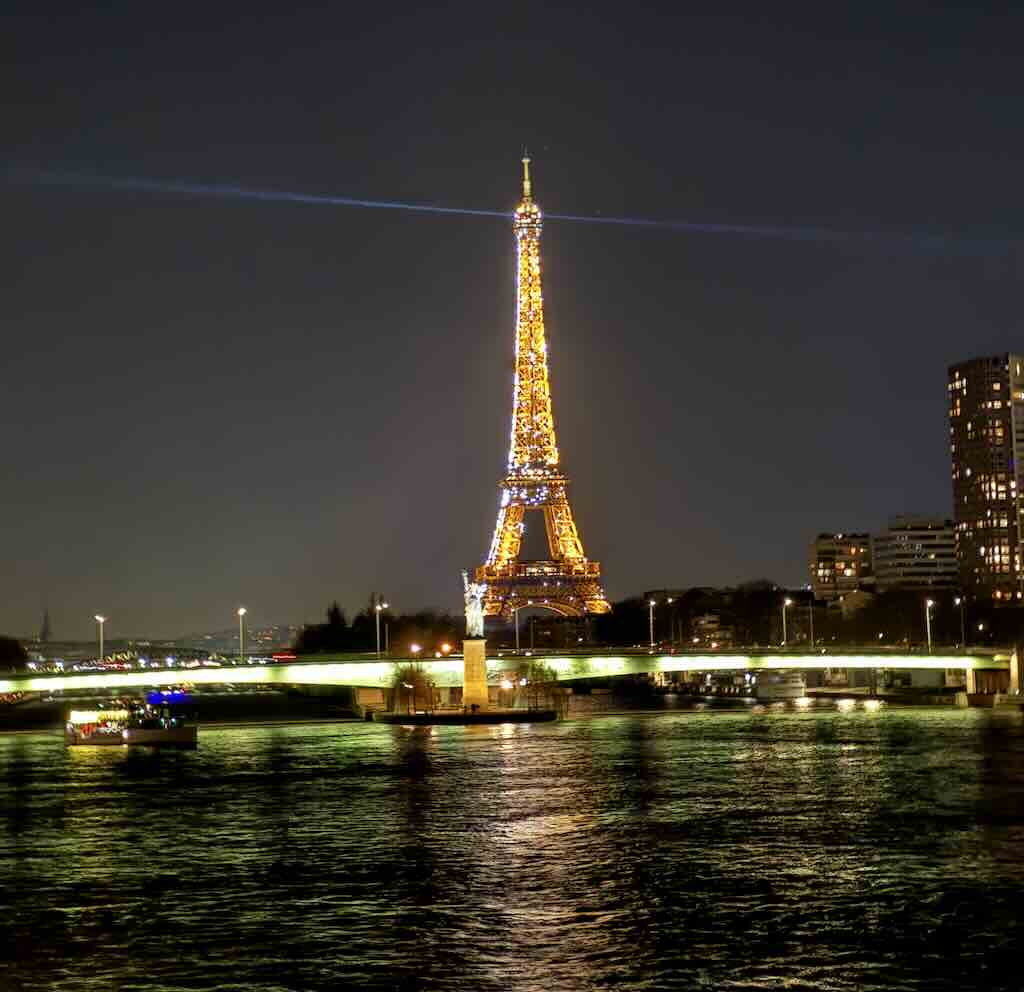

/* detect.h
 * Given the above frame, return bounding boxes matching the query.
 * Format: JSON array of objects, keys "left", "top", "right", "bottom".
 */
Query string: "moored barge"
[{"left": 65, "top": 690, "right": 197, "bottom": 747}]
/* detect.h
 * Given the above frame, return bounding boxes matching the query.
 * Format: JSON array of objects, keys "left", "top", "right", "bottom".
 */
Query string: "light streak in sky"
[
  {"left": 17, "top": 170, "right": 509, "bottom": 219},
  {"left": 8, "top": 168, "right": 1015, "bottom": 253}
]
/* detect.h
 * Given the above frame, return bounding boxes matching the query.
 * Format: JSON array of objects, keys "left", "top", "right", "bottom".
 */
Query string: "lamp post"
[
  {"left": 808, "top": 596, "right": 815, "bottom": 649},
  {"left": 237, "top": 607, "right": 246, "bottom": 664},
  {"left": 782, "top": 598, "right": 793, "bottom": 646},
  {"left": 375, "top": 599, "right": 389, "bottom": 658},
  {"left": 925, "top": 599, "right": 934, "bottom": 654},
  {"left": 648, "top": 599, "right": 656, "bottom": 649},
  {"left": 94, "top": 615, "right": 106, "bottom": 663},
  {"left": 954, "top": 596, "right": 966, "bottom": 647}
]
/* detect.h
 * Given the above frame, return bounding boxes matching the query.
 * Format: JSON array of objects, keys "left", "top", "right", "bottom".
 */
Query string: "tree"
[
  {"left": 511, "top": 658, "right": 559, "bottom": 710},
  {"left": 0, "top": 636, "right": 28, "bottom": 669},
  {"left": 326, "top": 601, "right": 346, "bottom": 630},
  {"left": 391, "top": 663, "right": 435, "bottom": 713},
  {"left": 293, "top": 602, "right": 351, "bottom": 653},
  {"left": 592, "top": 597, "right": 648, "bottom": 646}
]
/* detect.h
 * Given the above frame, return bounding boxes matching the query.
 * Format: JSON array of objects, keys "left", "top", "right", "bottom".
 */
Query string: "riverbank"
[{"left": 1, "top": 688, "right": 999, "bottom": 734}]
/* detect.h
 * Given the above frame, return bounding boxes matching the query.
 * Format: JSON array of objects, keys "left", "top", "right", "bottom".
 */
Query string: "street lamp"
[
  {"left": 782, "top": 598, "right": 793, "bottom": 646},
  {"left": 924, "top": 599, "right": 934, "bottom": 654},
  {"left": 237, "top": 607, "right": 247, "bottom": 664},
  {"left": 94, "top": 615, "right": 106, "bottom": 663},
  {"left": 808, "top": 595, "right": 815, "bottom": 648},
  {"left": 648, "top": 599, "right": 656, "bottom": 649},
  {"left": 667, "top": 597, "right": 675, "bottom": 646},
  {"left": 954, "top": 596, "right": 966, "bottom": 647},
  {"left": 375, "top": 600, "right": 389, "bottom": 658},
  {"left": 410, "top": 643, "right": 421, "bottom": 657}
]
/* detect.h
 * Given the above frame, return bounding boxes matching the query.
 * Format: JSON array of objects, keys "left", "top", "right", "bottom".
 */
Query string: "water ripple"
[{"left": 2, "top": 710, "right": 1023, "bottom": 990}]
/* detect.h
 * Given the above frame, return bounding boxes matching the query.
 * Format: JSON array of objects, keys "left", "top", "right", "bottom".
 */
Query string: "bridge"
[{"left": 1, "top": 647, "right": 1015, "bottom": 695}]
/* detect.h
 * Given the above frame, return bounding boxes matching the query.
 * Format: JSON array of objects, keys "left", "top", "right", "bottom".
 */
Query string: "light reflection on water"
[{"left": 2, "top": 708, "right": 1024, "bottom": 991}]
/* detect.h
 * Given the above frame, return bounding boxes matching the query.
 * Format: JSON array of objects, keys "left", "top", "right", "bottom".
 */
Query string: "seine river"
[{"left": 3, "top": 706, "right": 1024, "bottom": 991}]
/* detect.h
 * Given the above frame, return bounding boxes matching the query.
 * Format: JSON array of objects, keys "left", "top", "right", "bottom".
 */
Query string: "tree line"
[
  {"left": 292, "top": 598, "right": 462, "bottom": 655},
  {"left": 292, "top": 581, "right": 1019, "bottom": 657},
  {"left": 594, "top": 583, "right": 1015, "bottom": 649},
  {"left": 0, "top": 636, "right": 28, "bottom": 669}
]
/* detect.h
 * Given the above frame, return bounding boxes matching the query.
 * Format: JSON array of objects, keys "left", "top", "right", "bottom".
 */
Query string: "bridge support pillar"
[
  {"left": 965, "top": 667, "right": 980, "bottom": 694},
  {"left": 1010, "top": 651, "right": 1021, "bottom": 695},
  {"left": 462, "top": 639, "right": 489, "bottom": 711}
]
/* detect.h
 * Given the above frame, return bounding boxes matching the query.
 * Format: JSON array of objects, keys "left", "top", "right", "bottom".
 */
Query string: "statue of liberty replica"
[{"left": 461, "top": 570, "right": 489, "bottom": 710}]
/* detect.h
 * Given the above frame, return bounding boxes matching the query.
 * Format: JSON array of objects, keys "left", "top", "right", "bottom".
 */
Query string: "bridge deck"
[{"left": 0, "top": 649, "right": 1010, "bottom": 692}]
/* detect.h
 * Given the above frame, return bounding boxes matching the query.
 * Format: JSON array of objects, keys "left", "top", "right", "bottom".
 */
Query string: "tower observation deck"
[{"left": 474, "top": 156, "right": 611, "bottom": 619}]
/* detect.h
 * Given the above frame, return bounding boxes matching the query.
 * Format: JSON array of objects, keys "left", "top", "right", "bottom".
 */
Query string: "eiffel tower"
[{"left": 474, "top": 156, "right": 611, "bottom": 620}]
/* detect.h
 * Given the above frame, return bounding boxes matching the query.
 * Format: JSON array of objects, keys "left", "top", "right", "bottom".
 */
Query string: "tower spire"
[
  {"left": 39, "top": 606, "right": 51, "bottom": 644},
  {"left": 521, "top": 148, "right": 532, "bottom": 200}
]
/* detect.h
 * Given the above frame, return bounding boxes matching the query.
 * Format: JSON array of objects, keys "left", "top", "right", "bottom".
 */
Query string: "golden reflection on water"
[{"left": 1, "top": 710, "right": 1023, "bottom": 991}]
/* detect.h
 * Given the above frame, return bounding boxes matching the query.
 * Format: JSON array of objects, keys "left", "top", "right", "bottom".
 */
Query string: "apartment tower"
[{"left": 948, "top": 354, "right": 1024, "bottom": 602}]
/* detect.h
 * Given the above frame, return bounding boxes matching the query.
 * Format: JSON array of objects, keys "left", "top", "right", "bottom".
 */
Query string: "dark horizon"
[{"left": 6, "top": 3, "right": 1024, "bottom": 639}]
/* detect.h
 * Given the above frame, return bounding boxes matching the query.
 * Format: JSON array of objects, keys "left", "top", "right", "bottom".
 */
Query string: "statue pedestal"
[{"left": 462, "top": 639, "right": 489, "bottom": 711}]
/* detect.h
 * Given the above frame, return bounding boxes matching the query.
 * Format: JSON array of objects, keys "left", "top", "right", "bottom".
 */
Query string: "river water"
[{"left": 2, "top": 706, "right": 1023, "bottom": 991}]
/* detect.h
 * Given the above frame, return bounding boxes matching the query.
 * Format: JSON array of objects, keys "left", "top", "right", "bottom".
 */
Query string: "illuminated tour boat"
[
  {"left": 64, "top": 690, "right": 198, "bottom": 747},
  {"left": 754, "top": 671, "right": 808, "bottom": 701}
]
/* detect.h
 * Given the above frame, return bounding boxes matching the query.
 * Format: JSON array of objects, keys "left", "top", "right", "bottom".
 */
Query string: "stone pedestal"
[{"left": 462, "top": 638, "right": 489, "bottom": 711}]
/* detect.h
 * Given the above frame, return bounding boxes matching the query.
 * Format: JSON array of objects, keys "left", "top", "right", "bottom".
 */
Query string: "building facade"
[
  {"left": 948, "top": 354, "right": 1024, "bottom": 603},
  {"left": 690, "top": 612, "right": 735, "bottom": 648},
  {"left": 809, "top": 533, "right": 873, "bottom": 601},
  {"left": 872, "top": 515, "right": 958, "bottom": 592}
]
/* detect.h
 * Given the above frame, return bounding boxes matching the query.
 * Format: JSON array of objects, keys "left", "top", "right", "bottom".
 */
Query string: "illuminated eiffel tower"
[{"left": 474, "top": 156, "right": 611, "bottom": 620}]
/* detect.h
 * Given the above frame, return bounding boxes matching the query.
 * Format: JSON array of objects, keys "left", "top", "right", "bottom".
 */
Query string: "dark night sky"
[{"left": 5, "top": 2, "right": 1024, "bottom": 639}]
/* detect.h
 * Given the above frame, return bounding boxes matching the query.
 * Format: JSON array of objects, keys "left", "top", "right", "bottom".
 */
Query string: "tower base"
[{"left": 462, "top": 639, "right": 489, "bottom": 711}]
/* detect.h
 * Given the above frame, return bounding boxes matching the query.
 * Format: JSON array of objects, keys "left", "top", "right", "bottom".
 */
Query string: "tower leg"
[{"left": 463, "top": 639, "right": 489, "bottom": 711}]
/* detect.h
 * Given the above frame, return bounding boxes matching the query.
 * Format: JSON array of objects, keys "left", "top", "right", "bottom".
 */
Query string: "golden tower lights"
[{"left": 474, "top": 156, "right": 610, "bottom": 619}]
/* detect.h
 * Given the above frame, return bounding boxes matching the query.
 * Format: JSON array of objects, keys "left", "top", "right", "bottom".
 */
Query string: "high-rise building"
[
  {"left": 809, "top": 533, "right": 873, "bottom": 601},
  {"left": 948, "top": 354, "right": 1024, "bottom": 603},
  {"left": 872, "top": 515, "right": 958, "bottom": 592}
]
